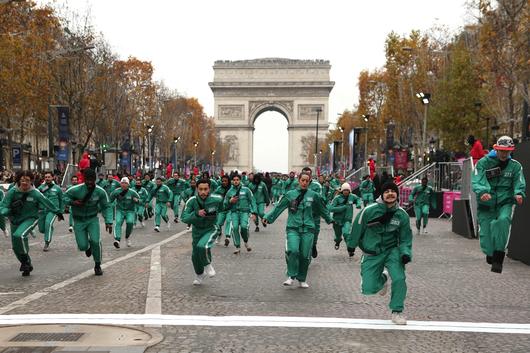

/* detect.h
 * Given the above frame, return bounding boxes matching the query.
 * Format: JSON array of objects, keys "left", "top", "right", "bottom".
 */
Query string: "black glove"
[
  {"left": 401, "top": 254, "right": 411, "bottom": 265},
  {"left": 56, "top": 213, "right": 64, "bottom": 221}
]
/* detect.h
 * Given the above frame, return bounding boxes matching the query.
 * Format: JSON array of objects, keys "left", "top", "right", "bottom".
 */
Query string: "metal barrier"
[
  {"left": 460, "top": 158, "right": 478, "bottom": 236},
  {"left": 61, "top": 163, "right": 79, "bottom": 189},
  {"left": 345, "top": 166, "right": 368, "bottom": 189}
]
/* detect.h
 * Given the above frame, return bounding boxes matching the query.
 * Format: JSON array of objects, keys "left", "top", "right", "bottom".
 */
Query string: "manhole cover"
[
  {"left": 10, "top": 333, "right": 84, "bottom": 342},
  {"left": 2, "top": 348, "right": 56, "bottom": 353}
]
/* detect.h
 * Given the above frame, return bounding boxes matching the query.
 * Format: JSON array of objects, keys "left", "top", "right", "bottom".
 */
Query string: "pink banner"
[
  {"left": 394, "top": 151, "right": 408, "bottom": 171},
  {"left": 443, "top": 191, "right": 461, "bottom": 215}
]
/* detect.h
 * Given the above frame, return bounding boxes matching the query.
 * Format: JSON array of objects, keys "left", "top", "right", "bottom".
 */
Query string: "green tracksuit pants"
[
  {"left": 73, "top": 216, "right": 102, "bottom": 263},
  {"left": 0, "top": 215, "right": 6, "bottom": 232},
  {"left": 191, "top": 227, "right": 218, "bottom": 275},
  {"left": 136, "top": 204, "right": 145, "bottom": 224},
  {"left": 360, "top": 247, "right": 407, "bottom": 312},
  {"left": 362, "top": 194, "right": 374, "bottom": 206},
  {"left": 154, "top": 202, "right": 169, "bottom": 227},
  {"left": 333, "top": 222, "right": 351, "bottom": 244},
  {"left": 414, "top": 204, "right": 429, "bottom": 230},
  {"left": 477, "top": 203, "right": 514, "bottom": 256},
  {"left": 229, "top": 211, "right": 250, "bottom": 248},
  {"left": 11, "top": 218, "right": 39, "bottom": 265},
  {"left": 172, "top": 196, "right": 181, "bottom": 219},
  {"left": 285, "top": 230, "right": 314, "bottom": 282},
  {"left": 215, "top": 211, "right": 231, "bottom": 238},
  {"left": 38, "top": 211, "right": 57, "bottom": 243},
  {"left": 254, "top": 203, "right": 266, "bottom": 225},
  {"left": 312, "top": 217, "right": 321, "bottom": 247},
  {"left": 114, "top": 209, "right": 135, "bottom": 241}
]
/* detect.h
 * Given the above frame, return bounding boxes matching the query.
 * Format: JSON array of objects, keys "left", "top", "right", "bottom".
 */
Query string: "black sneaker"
[
  {"left": 43, "top": 241, "right": 50, "bottom": 252},
  {"left": 113, "top": 240, "right": 120, "bottom": 249},
  {"left": 255, "top": 226, "right": 260, "bottom": 232},
  {"left": 94, "top": 264, "right": 103, "bottom": 276},
  {"left": 85, "top": 247, "right": 92, "bottom": 258},
  {"left": 312, "top": 245, "right": 318, "bottom": 258},
  {"left": 486, "top": 255, "right": 493, "bottom": 264},
  {"left": 334, "top": 241, "right": 341, "bottom": 250},
  {"left": 224, "top": 238, "right": 230, "bottom": 247},
  {"left": 347, "top": 247, "right": 355, "bottom": 258},
  {"left": 21, "top": 263, "right": 33, "bottom": 277},
  {"left": 174, "top": 217, "right": 179, "bottom": 223}
]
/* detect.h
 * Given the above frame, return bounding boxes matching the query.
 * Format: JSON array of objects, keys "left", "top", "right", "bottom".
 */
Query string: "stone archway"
[{"left": 209, "top": 58, "right": 334, "bottom": 172}]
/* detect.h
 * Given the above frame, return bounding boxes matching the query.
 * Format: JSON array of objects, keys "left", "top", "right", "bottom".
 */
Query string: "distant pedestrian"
[{"left": 409, "top": 176, "right": 436, "bottom": 235}]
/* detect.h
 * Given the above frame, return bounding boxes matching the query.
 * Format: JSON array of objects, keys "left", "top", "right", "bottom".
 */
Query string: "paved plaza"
[{"left": 0, "top": 210, "right": 528, "bottom": 352}]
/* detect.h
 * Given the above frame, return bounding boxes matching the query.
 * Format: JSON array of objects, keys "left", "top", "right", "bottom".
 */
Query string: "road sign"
[{"left": 12, "top": 146, "right": 21, "bottom": 167}]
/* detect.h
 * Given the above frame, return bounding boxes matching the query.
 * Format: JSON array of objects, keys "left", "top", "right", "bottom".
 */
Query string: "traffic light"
[{"left": 101, "top": 144, "right": 108, "bottom": 152}]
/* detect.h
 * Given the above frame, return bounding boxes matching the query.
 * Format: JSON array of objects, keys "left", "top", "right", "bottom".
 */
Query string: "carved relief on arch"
[{"left": 248, "top": 100, "right": 293, "bottom": 122}]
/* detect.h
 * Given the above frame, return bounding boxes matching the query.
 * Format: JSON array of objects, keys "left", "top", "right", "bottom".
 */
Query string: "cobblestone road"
[{"left": 0, "top": 207, "right": 528, "bottom": 352}]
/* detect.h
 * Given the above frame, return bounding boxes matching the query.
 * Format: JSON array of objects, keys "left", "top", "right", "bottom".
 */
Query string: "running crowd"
[{"left": 0, "top": 136, "right": 525, "bottom": 325}]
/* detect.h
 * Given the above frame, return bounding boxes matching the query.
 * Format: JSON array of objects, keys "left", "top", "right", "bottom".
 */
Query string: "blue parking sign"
[{"left": 12, "top": 146, "right": 21, "bottom": 166}]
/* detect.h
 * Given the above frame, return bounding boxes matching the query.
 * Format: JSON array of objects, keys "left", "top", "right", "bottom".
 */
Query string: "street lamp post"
[
  {"left": 415, "top": 92, "right": 431, "bottom": 166},
  {"left": 193, "top": 141, "right": 199, "bottom": 169},
  {"left": 362, "top": 114, "right": 371, "bottom": 166},
  {"left": 147, "top": 125, "right": 154, "bottom": 171},
  {"left": 314, "top": 107, "right": 322, "bottom": 173},
  {"left": 210, "top": 150, "right": 215, "bottom": 175},
  {"left": 173, "top": 136, "right": 180, "bottom": 172},
  {"left": 338, "top": 126, "right": 345, "bottom": 177}
]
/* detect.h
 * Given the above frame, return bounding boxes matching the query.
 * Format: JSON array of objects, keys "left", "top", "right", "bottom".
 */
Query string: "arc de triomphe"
[{"left": 209, "top": 58, "right": 334, "bottom": 173}]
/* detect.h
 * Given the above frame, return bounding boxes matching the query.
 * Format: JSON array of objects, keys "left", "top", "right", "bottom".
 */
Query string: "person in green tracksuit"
[
  {"left": 213, "top": 175, "right": 232, "bottom": 246},
  {"left": 104, "top": 174, "right": 120, "bottom": 220},
  {"left": 181, "top": 178, "right": 225, "bottom": 285},
  {"left": 0, "top": 188, "right": 6, "bottom": 237},
  {"left": 241, "top": 172, "right": 250, "bottom": 187},
  {"left": 149, "top": 177, "right": 173, "bottom": 232},
  {"left": 166, "top": 171, "right": 187, "bottom": 223},
  {"left": 180, "top": 180, "right": 197, "bottom": 230},
  {"left": 223, "top": 174, "right": 257, "bottom": 254},
  {"left": 360, "top": 175, "right": 375, "bottom": 206},
  {"left": 37, "top": 171, "right": 64, "bottom": 252},
  {"left": 64, "top": 169, "right": 113, "bottom": 275},
  {"left": 471, "top": 136, "right": 526, "bottom": 273},
  {"left": 270, "top": 175, "right": 281, "bottom": 203},
  {"left": 298, "top": 167, "right": 324, "bottom": 259},
  {"left": 264, "top": 171, "right": 332, "bottom": 288},
  {"left": 329, "top": 182, "right": 362, "bottom": 257},
  {"left": 133, "top": 178, "right": 149, "bottom": 227},
  {"left": 409, "top": 177, "right": 436, "bottom": 235},
  {"left": 110, "top": 177, "right": 140, "bottom": 248},
  {"left": 248, "top": 173, "right": 270, "bottom": 232},
  {"left": 318, "top": 175, "right": 330, "bottom": 203},
  {"left": 142, "top": 174, "right": 156, "bottom": 219},
  {"left": 347, "top": 181, "right": 412, "bottom": 325},
  {"left": 66, "top": 175, "right": 79, "bottom": 233},
  {"left": 282, "top": 172, "right": 298, "bottom": 195},
  {"left": 96, "top": 173, "right": 106, "bottom": 188},
  {"left": 0, "top": 171, "right": 63, "bottom": 276}
]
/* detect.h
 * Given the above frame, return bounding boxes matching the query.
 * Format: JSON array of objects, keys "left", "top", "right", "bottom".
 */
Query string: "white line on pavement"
[
  {"left": 145, "top": 246, "right": 162, "bottom": 315},
  {"left": 0, "top": 314, "right": 528, "bottom": 335},
  {"left": 0, "top": 230, "right": 189, "bottom": 315}
]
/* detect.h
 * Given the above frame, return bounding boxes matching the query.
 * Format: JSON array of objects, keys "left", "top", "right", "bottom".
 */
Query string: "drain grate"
[{"left": 9, "top": 332, "right": 84, "bottom": 342}]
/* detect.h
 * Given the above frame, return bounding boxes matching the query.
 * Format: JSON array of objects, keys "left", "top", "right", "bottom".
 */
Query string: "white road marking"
[
  {"left": 0, "top": 292, "right": 24, "bottom": 296},
  {"left": 0, "top": 230, "right": 189, "bottom": 315},
  {"left": 0, "top": 314, "right": 527, "bottom": 334},
  {"left": 145, "top": 246, "right": 162, "bottom": 315}
]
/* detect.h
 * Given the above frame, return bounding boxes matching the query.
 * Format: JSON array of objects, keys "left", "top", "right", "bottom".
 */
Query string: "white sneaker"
[
  {"left": 283, "top": 277, "right": 294, "bottom": 286},
  {"left": 126, "top": 238, "right": 132, "bottom": 247},
  {"left": 205, "top": 264, "right": 216, "bottom": 278},
  {"left": 379, "top": 269, "right": 389, "bottom": 296},
  {"left": 423, "top": 228, "right": 428, "bottom": 234},
  {"left": 154, "top": 226, "right": 160, "bottom": 232},
  {"left": 215, "top": 237, "right": 220, "bottom": 244},
  {"left": 141, "top": 221, "right": 145, "bottom": 228},
  {"left": 298, "top": 281, "right": 309, "bottom": 288},
  {"left": 2, "top": 229, "right": 8, "bottom": 238},
  {"left": 68, "top": 226, "right": 73, "bottom": 233},
  {"left": 186, "top": 225, "right": 190, "bottom": 230},
  {"left": 391, "top": 312, "right": 407, "bottom": 325},
  {"left": 113, "top": 240, "right": 120, "bottom": 249},
  {"left": 167, "top": 222, "right": 171, "bottom": 231},
  {"left": 192, "top": 273, "right": 206, "bottom": 286}
]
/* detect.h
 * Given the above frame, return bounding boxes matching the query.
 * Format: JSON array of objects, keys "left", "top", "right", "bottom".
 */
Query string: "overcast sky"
[{"left": 41, "top": 0, "right": 472, "bottom": 173}]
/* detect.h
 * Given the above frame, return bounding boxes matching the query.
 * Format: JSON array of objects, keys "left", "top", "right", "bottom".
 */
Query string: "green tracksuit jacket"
[
  {"left": 110, "top": 188, "right": 140, "bottom": 240},
  {"left": 38, "top": 182, "right": 64, "bottom": 243},
  {"left": 360, "top": 179, "right": 375, "bottom": 203}
]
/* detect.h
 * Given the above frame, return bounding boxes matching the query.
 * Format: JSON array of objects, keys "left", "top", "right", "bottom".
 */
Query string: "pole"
[
  {"left": 173, "top": 142, "right": 177, "bottom": 171},
  {"left": 315, "top": 108, "right": 321, "bottom": 173},
  {"left": 48, "top": 105, "right": 54, "bottom": 170},
  {"left": 341, "top": 132, "right": 345, "bottom": 177},
  {"left": 148, "top": 133, "right": 151, "bottom": 171},
  {"left": 364, "top": 123, "right": 368, "bottom": 166},
  {"left": 421, "top": 103, "right": 428, "bottom": 167}
]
